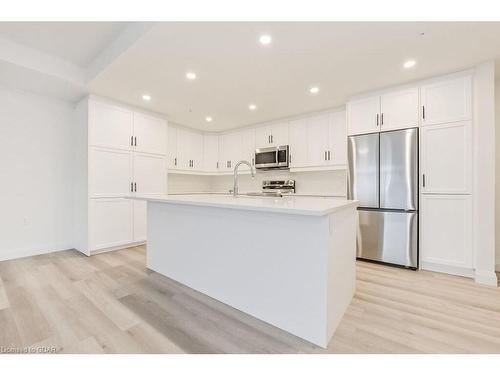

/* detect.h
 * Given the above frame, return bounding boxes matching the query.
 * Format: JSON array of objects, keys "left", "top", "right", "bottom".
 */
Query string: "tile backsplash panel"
[{"left": 168, "top": 169, "right": 347, "bottom": 196}]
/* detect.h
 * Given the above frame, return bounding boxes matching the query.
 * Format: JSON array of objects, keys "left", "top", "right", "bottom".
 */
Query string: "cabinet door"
[
  {"left": 270, "top": 122, "right": 289, "bottom": 146},
  {"left": 420, "top": 121, "right": 472, "bottom": 194},
  {"left": 307, "top": 114, "right": 330, "bottom": 166},
  {"left": 167, "top": 125, "right": 177, "bottom": 169},
  {"left": 176, "top": 128, "right": 197, "bottom": 170},
  {"left": 89, "top": 101, "right": 133, "bottom": 150},
  {"left": 203, "top": 134, "right": 219, "bottom": 172},
  {"left": 380, "top": 88, "right": 419, "bottom": 131},
  {"left": 219, "top": 132, "right": 242, "bottom": 170},
  {"left": 329, "top": 111, "right": 347, "bottom": 165},
  {"left": 133, "top": 199, "right": 147, "bottom": 243},
  {"left": 133, "top": 113, "right": 167, "bottom": 155},
  {"left": 347, "top": 96, "right": 380, "bottom": 135},
  {"left": 133, "top": 153, "right": 167, "bottom": 195},
  {"left": 241, "top": 128, "right": 256, "bottom": 170},
  {"left": 191, "top": 132, "right": 204, "bottom": 171},
  {"left": 89, "top": 198, "right": 133, "bottom": 251},
  {"left": 421, "top": 76, "right": 472, "bottom": 125},
  {"left": 420, "top": 194, "right": 473, "bottom": 270},
  {"left": 89, "top": 147, "right": 132, "bottom": 198},
  {"left": 288, "top": 118, "right": 308, "bottom": 168},
  {"left": 255, "top": 126, "right": 271, "bottom": 149}
]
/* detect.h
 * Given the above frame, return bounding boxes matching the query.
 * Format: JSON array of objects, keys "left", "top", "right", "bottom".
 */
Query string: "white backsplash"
[
  {"left": 168, "top": 173, "right": 213, "bottom": 194},
  {"left": 168, "top": 169, "right": 347, "bottom": 196}
]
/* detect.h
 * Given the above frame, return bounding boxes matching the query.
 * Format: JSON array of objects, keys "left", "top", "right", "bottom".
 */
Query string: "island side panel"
[
  {"left": 146, "top": 201, "right": 331, "bottom": 347},
  {"left": 325, "top": 207, "right": 357, "bottom": 345}
]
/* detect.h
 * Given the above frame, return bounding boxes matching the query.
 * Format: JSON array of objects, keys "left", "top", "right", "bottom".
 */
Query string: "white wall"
[
  {"left": 168, "top": 173, "right": 212, "bottom": 194},
  {"left": 0, "top": 86, "right": 75, "bottom": 261},
  {"left": 496, "top": 78, "right": 500, "bottom": 271},
  {"left": 472, "top": 62, "right": 497, "bottom": 285}
]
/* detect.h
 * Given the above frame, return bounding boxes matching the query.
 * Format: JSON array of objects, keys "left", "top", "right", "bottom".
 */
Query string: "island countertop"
[{"left": 131, "top": 194, "right": 358, "bottom": 216}]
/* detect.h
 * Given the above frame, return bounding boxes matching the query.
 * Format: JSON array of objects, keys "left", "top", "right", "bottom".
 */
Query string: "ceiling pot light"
[
  {"left": 205, "top": 116, "right": 213, "bottom": 122},
  {"left": 249, "top": 104, "right": 257, "bottom": 111},
  {"left": 186, "top": 72, "right": 197, "bottom": 80},
  {"left": 259, "top": 34, "right": 272, "bottom": 45},
  {"left": 309, "top": 86, "right": 319, "bottom": 95},
  {"left": 142, "top": 94, "right": 151, "bottom": 101},
  {"left": 403, "top": 60, "right": 416, "bottom": 69}
]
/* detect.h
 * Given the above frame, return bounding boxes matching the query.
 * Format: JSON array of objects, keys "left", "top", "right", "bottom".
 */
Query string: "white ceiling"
[
  {"left": 87, "top": 22, "right": 500, "bottom": 131},
  {"left": 0, "top": 22, "right": 129, "bottom": 67}
]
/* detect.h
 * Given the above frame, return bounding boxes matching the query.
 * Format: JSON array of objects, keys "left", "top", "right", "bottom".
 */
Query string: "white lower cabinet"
[
  {"left": 420, "top": 194, "right": 473, "bottom": 275},
  {"left": 89, "top": 198, "right": 133, "bottom": 251},
  {"left": 133, "top": 200, "right": 147, "bottom": 243}
]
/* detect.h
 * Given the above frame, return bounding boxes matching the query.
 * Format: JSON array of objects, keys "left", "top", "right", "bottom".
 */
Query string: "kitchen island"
[{"left": 134, "top": 194, "right": 358, "bottom": 348}]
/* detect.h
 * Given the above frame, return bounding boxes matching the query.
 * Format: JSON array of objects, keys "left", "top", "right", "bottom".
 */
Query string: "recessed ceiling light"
[
  {"left": 205, "top": 116, "right": 213, "bottom": 122},
  {"left": 186, "top": 72, "right": 197, "bottom": 80},
  {"left": 142, "top": 94, "right": 151, "bottom": 101},
  {"left": 309, "top": 86, "right": 319, "bottom": 95},
  {"left": 249, "top": 104, "right": 257, "bottom": 111},
  {"left": 403, "top": 60, "right": 416, "bottom": 69},
  {"left": 259, "top": 34, "right": 272, "bottom": 45}
]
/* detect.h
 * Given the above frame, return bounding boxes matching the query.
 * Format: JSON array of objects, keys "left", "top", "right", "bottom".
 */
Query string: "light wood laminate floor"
[{"left": 0, "top": 245, "right": 499, "bottom": 353}]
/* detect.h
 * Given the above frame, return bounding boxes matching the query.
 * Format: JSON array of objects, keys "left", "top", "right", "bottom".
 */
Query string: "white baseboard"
[
  {"left": 474, "top": 270, "right": 498, "bottom": 286},
  {"left": 0, "top": 245, "right": 73, "bottom": 262},
  {"left": 89, "top": 241, "right": 146, "bottom": 256},
  {"left": 420, "top": 261, "right": 474, "bottom": 278}
]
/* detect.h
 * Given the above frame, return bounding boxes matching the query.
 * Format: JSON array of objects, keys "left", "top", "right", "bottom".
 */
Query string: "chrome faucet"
[{"left": 232, "top": 160, "right": 256, "bottom": 197}]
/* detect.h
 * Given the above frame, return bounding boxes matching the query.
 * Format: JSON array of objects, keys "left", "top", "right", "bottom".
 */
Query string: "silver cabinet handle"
[
  {"left": 131, "top": 136, "right": 133, "bottom": 146},
  {"left": 324, "top": 151, "right": 327, "bottom": 160},
  {"left": 252, "top": 158, "right": 254, "bottom": 165},
  {"left": 381, "top": 113, "right": 384, "bottom": 125},
  {"left": 131, "top": 182, "right": 133, "bottom": 192},
  {"left": 217, "top": 161, "right": 219, "bottom": 169},
  {"left": 423, "top": 174, "right": 426, "bottom": 187},
  {"left": 134, "top": 182, "right": 137, "bottom": 192},
  {"left": 134, "top": 136, "right": 137, "bottom": 146},
  {"left": 174, "top": 157, "right": 177, "bottom": 166},
  {"left": 328, "top": 150, "right": 331, "bottom": 160},
  {"left": 376, "top": 113, "right": 379, "bottom": 126}
]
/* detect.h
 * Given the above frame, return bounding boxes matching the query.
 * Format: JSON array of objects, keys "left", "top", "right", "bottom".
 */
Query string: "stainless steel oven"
[{"left": 254, "top": 145, "right": 289, "bottom": 170}]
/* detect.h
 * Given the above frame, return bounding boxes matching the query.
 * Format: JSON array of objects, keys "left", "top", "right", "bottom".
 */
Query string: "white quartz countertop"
[{"left": 131, "top": 194, "right": 358, "bottom": 216}]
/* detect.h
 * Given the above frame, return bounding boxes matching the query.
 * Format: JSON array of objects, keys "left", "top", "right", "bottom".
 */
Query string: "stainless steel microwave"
[{"left": 254, "top": 145, "right": 289, "bottom": 170}]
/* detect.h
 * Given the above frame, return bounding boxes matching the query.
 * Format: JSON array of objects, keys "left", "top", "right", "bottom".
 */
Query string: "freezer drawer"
[
  {"left": 380, "top": 128, "right": 418, "bottom": 210},
  {"left": 347, "top": 133, "right": 379, "bottom": 208},
  {"left": 357, "top": 210, "right": 418, "bottom": 268}
]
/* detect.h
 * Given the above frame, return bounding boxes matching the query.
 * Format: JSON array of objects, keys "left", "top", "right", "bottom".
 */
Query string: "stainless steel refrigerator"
[{"left": 347, "top": 128, "right": 418, "bottom": 269}]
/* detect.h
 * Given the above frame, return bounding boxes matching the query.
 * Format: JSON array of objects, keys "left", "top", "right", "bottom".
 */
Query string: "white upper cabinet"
[
  {"left": 133, "top": 153, "right": 167, "bottom": 195},
  {"left": 241, "top": 128, "right": 256, "bottom": 169},
  {"left": 420, "top": 75, "right": 472, "bottom": 126},
  {"left": 288, "top": 118, "right": 308, "bottom": 168},
  {"left": 90, "top": 101, "right": 133, "bottom": 150},
  {"left": 420, "top": 121, "right": 472, "bottom": 194},
  {"left": 255, "top": 122, "right": 289, "bottom": 148},
  {"left": 133, "top": 113, "right": 167, "bottom": 155},
  {"left": 307, "top": 114, "right": 331, "bottom": 166},
  {"left": 329, "top": 111, "right": 347, "bottom": 165},
  {"left": 203, "top": 134, "right": 219, "bottom": 173},
  {"left": 347, "top": 95, "right": 380, "bottom": 135},
  {"left": 380, "top": 88, "right": 419, "bottom": 131},
  {"left": 177, "top": 128, "right": 203, "bottom": 170},
  {"left": 219, "top": 132, "right": 242, "bottom": 171},
  {"left": 167, "top": 125, "right": 178, "bottom": 169},
  {"left": 89, "top": 147, "right": 132, "bottom": 197},
  {"left": 270, "top": 122, "right": 289, "bottom": 146}
]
